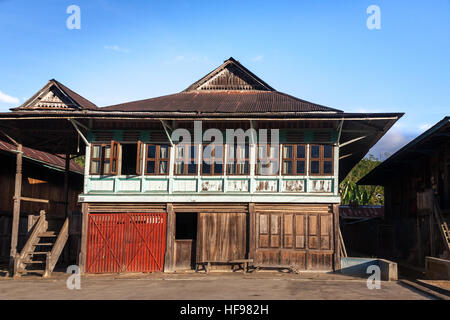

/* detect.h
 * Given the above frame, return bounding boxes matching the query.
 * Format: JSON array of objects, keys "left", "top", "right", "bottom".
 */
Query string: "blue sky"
[{"left": 1, "top": 0, "right": 449, "bottom": 159}]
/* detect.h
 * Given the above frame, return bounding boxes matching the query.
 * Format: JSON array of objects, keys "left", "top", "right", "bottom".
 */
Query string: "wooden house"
[
  {"left": 0, "top": 58, "right": 402, "bottom": 275},
  {"left": 0, "top": 138, "right": 84, "bottom": 269},
  {"left": 359, "top": 117, "right": 450, "bottom": 271}
]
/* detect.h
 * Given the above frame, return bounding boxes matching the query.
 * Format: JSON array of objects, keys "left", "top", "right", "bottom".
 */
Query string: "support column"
[
  {"left": 164, "top": 203, "right": 175, "bottom": 272},
  {"left": 248, "top": 203, "right": 256, "bottom": 260},
  {"left": 78, "top": 202, "right": 89, "bottom": 274},
  {"left": 332, "top": 203, "right": 341, "bottom": 271},
  {"left": 64, "top": 153, "right": 70, "bottom": 218},
  {"left": 9, "top": 143, "right": 23, "bottom": 276}
]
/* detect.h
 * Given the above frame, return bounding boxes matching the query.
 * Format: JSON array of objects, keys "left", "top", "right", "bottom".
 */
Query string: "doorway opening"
[{"left": 175, "top": 213, "right": 197, "bottom": 270}]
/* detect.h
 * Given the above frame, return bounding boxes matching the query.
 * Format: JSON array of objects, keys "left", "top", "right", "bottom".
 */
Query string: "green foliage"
[
  {"left": 340, "top": 154, "right": 384, "bottom": 205},
  {"left": 73, "top": 155, "right": 85, "bottom": 168}
]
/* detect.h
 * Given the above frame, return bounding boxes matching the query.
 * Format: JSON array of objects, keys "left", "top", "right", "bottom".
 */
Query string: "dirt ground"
[{"left": 0, "top": 271, "right": 433, "bottom": 300}]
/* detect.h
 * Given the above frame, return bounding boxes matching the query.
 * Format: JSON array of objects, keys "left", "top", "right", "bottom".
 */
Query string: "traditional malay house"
[
  {"left": 359, "top": 117, "right": 450, "bottom": 275},
  {"left": 0, "top": 58, "right": 402, "bottom": 275}
]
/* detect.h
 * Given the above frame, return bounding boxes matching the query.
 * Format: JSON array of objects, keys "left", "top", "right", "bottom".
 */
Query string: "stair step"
[
  {"left": 39, "top": 233, "right": 57, "bottom": 237},
  {"left": 21, "top": 270, "right": 45, "bottom": 275},
  {"left": 24, "top": 260, "right": 45, "bottom": 264},
  {"left": 33, "top": 243, "right": 53, "bottom": 246},
  {"left": 30, "top": 252, "right": 49, "bottom": 255}
]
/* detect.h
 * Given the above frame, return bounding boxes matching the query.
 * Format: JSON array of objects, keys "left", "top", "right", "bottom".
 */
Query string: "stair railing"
[
  {"left": 14, "top": 210, "right": 47, "bottom": 276},
  {"left": 44, "top": 217, "right": 69, "bottom": 277}
]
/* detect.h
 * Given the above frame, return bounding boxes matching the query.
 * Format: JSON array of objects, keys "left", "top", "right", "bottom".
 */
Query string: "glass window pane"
[
  {"left": 214, "top": 163, "right": 223, "bottom": 174},
  {"left": 188, "top": 163, "right": 197, "bottom": 174},
  {"left": 244, "top": 145, "right": 249, "bottom": 158},
  {"left": 91, "top": 160, "right": 100, "bottom": 174},
  {"left": 323, "top": 161, "right": 332, "bottom": 174},
  {"left": 297, "top": 145, "right": 305, "bottom": 159},
  {"left": 176, "top": 146, "right": 184, "bottom": 158},
  {"left": 159, "top": 161, "right": 168, "bottom": 174},
  {"left": 297, "top": 161, "right": 305, "bottom": 174},
  {"left": 283, "top": 146, "right": 293, "bottom": 158},
  {"left": 104, "top": 160, "right": 111, "bottom": 174},
  {"left": 147, "top": 145, "right": 156, "bottom": 158},
  {"left": 104, "top": 146, "right": 111, "bottom": 158},
  {"left": 242, "top": 162, "right": 249, "bottom": 174},
  {"left": 311, "top": 161, "right": 319, "bottom": 174},
  {"left": 311, "top": 145, "right": 319, "bottom": 159},
  {"left": 147, "top": 161, "right": 155, "bottom": 174},
  {"left": 175, "top": 162, "right": 184, "bottom": 174},
  {"left": 227, "top": 164, "right": 235, "bottom": 175},
  {"left": 92, "top": 145, "right": 101, "bottom": 158},
  {"left": 324, "top": 145, "right": 332, "bottom": 158},
  {"left": 160, "top": 145, "right": 169, "bottom": 158},
  {"left": 214, "top": 145, "right": 223, "bottom": 159},
  {"left": 282, "top": 161, "right": 292, "bottom": 174},
  {"left": 190, "top": 146, "right": 196, "bottom": 160},
  {"left": 202, "top": 163, "right": 211, "bottom": 174}
]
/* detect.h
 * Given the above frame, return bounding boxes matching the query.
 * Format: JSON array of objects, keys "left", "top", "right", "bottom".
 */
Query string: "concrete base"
[
  {"left": 425, "top": 256, "right": 450, "bottom": 280},
  {"left": 340, "top": 257, "right": 398, "bottom": 281}
]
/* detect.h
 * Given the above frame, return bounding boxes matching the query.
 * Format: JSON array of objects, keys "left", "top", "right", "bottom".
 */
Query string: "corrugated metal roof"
[
  {"left": 102, "top": 91, "right": 343, "bottom": 113},
  {"left": 0, "top": 139, "right": 84, "bottom": 174},
  {"left": 340, "top": 205, "right": 384, "bottom": 218}
]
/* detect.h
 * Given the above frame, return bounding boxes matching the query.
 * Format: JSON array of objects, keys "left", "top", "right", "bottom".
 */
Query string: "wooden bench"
[{"left": 196, "top": 259, "right": 254, "bottom": 274}]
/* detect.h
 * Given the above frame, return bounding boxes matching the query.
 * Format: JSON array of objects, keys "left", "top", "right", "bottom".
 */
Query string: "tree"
[{"left": 340, "top": 154, "right": 383, "bottom": 206}]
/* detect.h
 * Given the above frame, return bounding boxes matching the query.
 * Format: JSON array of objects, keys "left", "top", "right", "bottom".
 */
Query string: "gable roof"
[
  {"left": 358, "top": 116, "right": 450, "bottom": 185},
  {"left": 184, "top": 57, "right": 275, "bottom": 92},
  {"left": 0, "top": 139, "right": 84, "bottom": 174},
  {"left": 12, "top": 79, "right": 97, "bottom": 111},
  {"left": 103, "top": 57, "right": 343, "bottom": 114}
]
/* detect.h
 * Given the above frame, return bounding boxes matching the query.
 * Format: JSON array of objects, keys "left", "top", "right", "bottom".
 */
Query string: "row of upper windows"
[{"left": 89, "top": 142, "right": 334, "bottom": 176}]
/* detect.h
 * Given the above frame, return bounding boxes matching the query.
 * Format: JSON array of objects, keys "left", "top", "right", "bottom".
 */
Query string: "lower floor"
[
  {"left": 79, "top": 202, "right": 340, "bottom": 274},
  {"left": 0, "top": 272, "right": 431, "bottom": 300}
]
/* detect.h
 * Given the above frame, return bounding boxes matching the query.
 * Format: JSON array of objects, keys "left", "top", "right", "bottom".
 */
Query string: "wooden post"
[
  {"left": 9, "top": 143, "right": 22, "bottom": 276},
  {"left": 248, "top": 203, "right": 255, "bottom": 260},
  {"left": 164, "top": 203, "right": 175, "bottom": 272},
  {"left": 78, "top": 202, "right": 89, "bottom": 274},
  {"left": 64, "top": 153, "right": 70, "bottom": 218},
  {"left": 332, "top": 204, "right": 341, "bottom": 271}
]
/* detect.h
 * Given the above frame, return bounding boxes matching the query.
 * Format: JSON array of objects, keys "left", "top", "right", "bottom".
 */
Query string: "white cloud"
[
  {"left": 418, "top": 123, "right": 432, "bottom": 131},
  {"left": 252, "top": 55, "right": 264, "bottom": 62},
  {"left": 0, "top": 90, "right": 19, "bottom": 104},
  {"left": 104, "top": 45, "right": 130, "bottom": 53},
  {"left": 368, "top": 127, "right": 414, "bottom": 160}
]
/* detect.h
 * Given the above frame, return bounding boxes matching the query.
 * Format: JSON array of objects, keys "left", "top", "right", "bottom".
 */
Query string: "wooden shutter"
[
  {"left": 110, "top": 140, "right": 120, "bottom": 175},
  {"left": 136, "top": 141, "right": 143, "bottom": 175}
]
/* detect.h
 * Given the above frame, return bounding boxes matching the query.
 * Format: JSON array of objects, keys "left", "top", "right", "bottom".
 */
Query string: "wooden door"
[
  {"left": 86, "top": 212, "right": 167, "bottom": 273},
  {"left": 196, "top": 212, "right": 246, "bottom": 262},
  {"left": 255, "top": 212, "right": 333, "bottom": 270}
]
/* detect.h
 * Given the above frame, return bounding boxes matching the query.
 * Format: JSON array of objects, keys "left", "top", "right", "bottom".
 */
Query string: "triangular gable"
[
  {"left": 12, "top": 79, "right": 97, "bottom": 111},
  {"left": 184, "top": 57, "right": 275, "bottom": 91}
]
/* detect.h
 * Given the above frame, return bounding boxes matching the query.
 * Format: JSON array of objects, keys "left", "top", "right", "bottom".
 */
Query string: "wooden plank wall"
[
  {"left": 196, "top": 212, "right": 246, "bottom": 262},
  {"left": 253, "top": 204, "right": 334, "bottom": 270}
]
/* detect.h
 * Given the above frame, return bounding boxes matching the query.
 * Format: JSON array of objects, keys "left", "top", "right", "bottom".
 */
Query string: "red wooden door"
[{"left": 86, "top": 213, "right": 167, "bottom": 273}]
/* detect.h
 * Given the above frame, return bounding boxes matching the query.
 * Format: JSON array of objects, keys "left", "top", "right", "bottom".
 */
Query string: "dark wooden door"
[{"left": 196, "top": 212, "right": 246, "bottom": 262}]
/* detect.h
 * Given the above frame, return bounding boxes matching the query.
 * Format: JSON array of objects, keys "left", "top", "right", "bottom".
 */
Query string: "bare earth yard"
[{"left": 0, "top": 272, "right": 432, "bottom": 300}]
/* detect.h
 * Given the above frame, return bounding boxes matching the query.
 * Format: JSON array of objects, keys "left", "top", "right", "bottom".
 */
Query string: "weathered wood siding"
[
  {"left": 253, "top": 204, "right": 334, "bottom": 270},
  {"left": 197, "top": 212, "right": 246, "bottom": 262}
]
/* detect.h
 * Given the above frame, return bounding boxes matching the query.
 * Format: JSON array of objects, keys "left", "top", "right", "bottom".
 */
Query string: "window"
[
  {"left": 201, "top": 144, "right": 224, "bottom": 175},
  {"left": 175, "top": 144, "right": 198, "bottom": 175},
  {"left": 256, "top": 144, "right": 279, "bottom": 175},
  {"left": 145, "top": 144, "right": 170, "bottom": 175},
  {"left": 121, "top": 143, "right": 139, "bottom": 175},
  {"left": 89, "top": 141, "right": 119, "bottom": 175},
  {"left": 282, "top": 144, "right": 306, "bottom": 175},
  {"left": 227, "top": 144, "right": 249, "bottom": 175},
  {"left": 309, "top": 144, "right": 334, "bottom": 175}
]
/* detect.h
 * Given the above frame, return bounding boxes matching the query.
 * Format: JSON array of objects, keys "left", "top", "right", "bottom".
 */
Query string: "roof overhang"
[
  {"left": 0, "top": 111, "right": 402, "bottom": 180},
  {"left": 358, "top": 116, "right": 450, "bottom": 186}
]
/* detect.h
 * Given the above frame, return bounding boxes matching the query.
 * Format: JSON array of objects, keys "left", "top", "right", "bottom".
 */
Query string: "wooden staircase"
[
  {"left": 14, "top": 210, "right": 69, "bottom": 277},
  {"left": 432, "top": 197, "right": 450, "bottom": 256}
]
